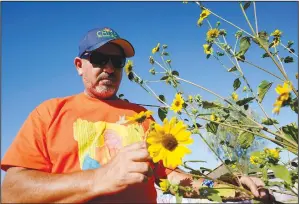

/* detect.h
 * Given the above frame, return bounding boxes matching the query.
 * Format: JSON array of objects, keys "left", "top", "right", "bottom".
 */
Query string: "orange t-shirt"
[{"left": 1, "top": 92, "right": 169, "bottom": 203}]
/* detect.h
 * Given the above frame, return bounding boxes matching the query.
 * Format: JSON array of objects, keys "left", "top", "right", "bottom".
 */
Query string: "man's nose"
[{"left": 102, "top": 60, "right": 115, "bottom": 74}]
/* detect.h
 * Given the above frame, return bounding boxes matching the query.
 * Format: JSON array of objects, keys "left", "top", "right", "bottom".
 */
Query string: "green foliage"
[
  {"left": 261, "top": 118, "right": 279, "bottom": 125},
  {"left": 202, "top": 101, "right": 220, "bottom": 109},
  {"left": 238, "top": 131, "right": 255, "bottom": 149},
  {"left": 228, "top": 66, "right": 237, "bottom": 72},
  {"left": 270, "top": 164, "right": 292, "bottom": 185},
  {"left": 236, "top": 97, "right": 255, "bottom": 106},
  {"left": 243, "top": 2, "right": 251, "bottom": 10},
  {"left": 233, "top": 78, "right": 241, "bottom": 91},
  {"left": 284, "top": 56, "right": 294, "bottom": 63},
  {"left": 257, "top": 80, "right": 273, "bottom": 103},
  {"left": 158, "top": 108, "right": 168, "bottom": 122},
  {"left": 206, "top": 122, "right": 219, "bottom": 135}
]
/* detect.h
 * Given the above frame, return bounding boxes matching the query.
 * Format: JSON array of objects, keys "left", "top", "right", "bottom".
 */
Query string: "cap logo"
[{"left": 96, "top": 28, "right": 119, "bottom": 39}]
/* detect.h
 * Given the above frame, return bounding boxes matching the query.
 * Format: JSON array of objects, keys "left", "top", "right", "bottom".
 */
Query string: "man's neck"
[{"left": 83, "top": 90, "right": 119, "bottom": 100}]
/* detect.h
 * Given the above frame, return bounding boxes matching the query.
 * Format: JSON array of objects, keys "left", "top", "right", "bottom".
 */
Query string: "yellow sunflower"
[
  {"left": 159, "top": 179, "right": 170, "bottom": 192},
  {"left": 210, "top": 113, "right": 220, "bottom": 122},
  {"left": 271, "top": 29, "right": 282, "bottom": 38},
  {"left": 275, "top": 81, "right": 292, "bottom": 102},
  {"left": 231, "top": 92, "right": 239, "bottom": 101},
  {"left": 147, "top": 117, "right": 193, "bottom": 168},
  {"left": 127, "top": 110, "right": 153, "bottom": 123},
  {"left": 207, "top": 28, "right": 220, "bottom": 39},
  {"left": 170, "top": 93, "right": 185, "bottom": 113},
  {"left": 188, "top": 95, "right": 193, "bottom": 103},
  {"left": 271, "top": 37, "right": 280, "bottom": 47},
  {"left": 272, "top": 100, "right": 283, "bottom": 114},
  {"left": 124, "top": 60, "right": 133, "bottom": 75},
  {"left": 265, "top": 148, "right": 280, "bottom": 161},
  {"left": 197, "top": 9, "right": 211, "bottom": 25},
  {"left": 250, "top": 156, "right": 261, "bottom": 165},
  {"left": 152, "top": 43, "right": 160, "bottom": 54},
  {"left": 203, "top": 44, "right": 213, "bottom": 55}
]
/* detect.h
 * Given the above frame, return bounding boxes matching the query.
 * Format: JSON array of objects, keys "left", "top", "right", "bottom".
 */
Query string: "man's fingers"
[
  {"left": 128, "top": 162, "right": 150, "bottom": 174},
  {"left": 129, "top": 149, "right": 151, "bottom": 162},
  {"left": 125, "top": 173, "right": 148, "bottom": 185},
  {"left": 250, "top": 177, "right": 268, "bottom": 199},
  {"left": 240, "top": 176, "right": 260, "bottom": 197},
  {"left": 123, "top": 141, "right": 147, "bottom": 151}
]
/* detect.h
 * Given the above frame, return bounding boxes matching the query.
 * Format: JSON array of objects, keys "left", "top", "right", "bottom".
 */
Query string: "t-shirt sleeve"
[{"left": 1, "top": 103, "right": 52, "bottom": 172}]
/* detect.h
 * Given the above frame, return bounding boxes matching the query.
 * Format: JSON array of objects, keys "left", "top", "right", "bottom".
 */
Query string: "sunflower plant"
[{"left": 122, "top": 1, "right": 298, "bottom": 203}]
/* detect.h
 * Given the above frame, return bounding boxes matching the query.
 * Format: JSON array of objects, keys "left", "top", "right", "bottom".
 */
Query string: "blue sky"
[{"left": 1, "top": 2, "right": 298, "bottom": 181}]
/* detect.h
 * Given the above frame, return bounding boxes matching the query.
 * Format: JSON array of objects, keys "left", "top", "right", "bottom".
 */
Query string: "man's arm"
[
  {"left": 2, "top": 166, "right": 98, "bottom": 203},
  {"left": 165, "top": 168, "right": 269, "bottom": 200},
  {"left": 1, "top": 142, "right": 151, "bottom": 203}
]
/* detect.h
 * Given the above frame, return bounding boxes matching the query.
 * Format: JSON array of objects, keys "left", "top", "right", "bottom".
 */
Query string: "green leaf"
[
  {"left": 162, "top": 51, "right": 169, "bottom": 56},
  {"left": 261, "top": 53, "right": 270, "bottom": 58},
  {"left": 270, "top": 164, "right": 292, "bottom": 184},
  {"left": 243, "top": 2, "right": 251, "bottom": 10},
  {"left": 238, "top": 131, "right": 254, "bottom": 149},
  {"left": 172, "top": 70, "right": 179, "bottom": 76},
  {"left": 281, "top": 123, "right": 298, "bottom": 143},
  {"left": 228, "top": 66, "right": 237, "bottom": 72},
  {"left": 254, "top": 31, "right": 269, "bottom": 48},
  {"left": 244, "top": 104, "right": 249, "bottom": 110},
  {"left": 118, "top": 94, "right": 124, "bottom": 98},
  {"left": 261, "top": 118, "right": 279, "bottom": 126},
  {"left": 287, "top": 40, "right": 294, "bottom": 48},
  {"left": 160, "top": 76, "right": 169, "bottom": 81},
  {"left": 236, "top": 97, "right": 255, "bottom": 106},
  {"left": 175, "top": 193, "right": 182, "bottom": 203},
  {"left": 239, "top": 36, "right": 251, "bottom": 54},
  {"left": 207, "top": 192, "right": 222, "bottom": 202},
  {"left": 284, "top": 56, "right": 294, "bottom": 63},
  {"left": 233, "top": 78, "right": 241, "bottom": 91},
  {"left": 206, "top": 122, "right": 219, "bottom": 135},
  {"left": 206, "top": 54, "right": 211, "bottom": 59},
  {"left": 216, "top": 51, "right": 225, "bottom": 56},
  {"left": 202, "top": 101, "right": 220, "bottom": 109},
  {"left": 290, "top": 97, "right": 298, "bottom": 113},
  {"left": 158, "top": 95, "right": 166, "bottom": 103},
  {"left": 158, "top": 108, "right": 168, "bottom": 122},
  {"left": 257, "top": 80, "right": 273, "bottom": 103}
]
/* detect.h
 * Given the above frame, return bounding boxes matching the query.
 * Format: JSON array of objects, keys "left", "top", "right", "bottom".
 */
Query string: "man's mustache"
[{"left": 98, "top": 73, "right": 116, "bottom": 81}]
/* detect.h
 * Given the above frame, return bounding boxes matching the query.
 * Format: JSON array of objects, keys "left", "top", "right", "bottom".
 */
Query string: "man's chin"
[{"left": 93, "top": 87, "right": 118, "bottom": 99}]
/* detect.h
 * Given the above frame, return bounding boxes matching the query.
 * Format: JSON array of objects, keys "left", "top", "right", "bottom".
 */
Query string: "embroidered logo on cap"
[{"left": 96, "top": 28, "right": 119, "bottom": 39}]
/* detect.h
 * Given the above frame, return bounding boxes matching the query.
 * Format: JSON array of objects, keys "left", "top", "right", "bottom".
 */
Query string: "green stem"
[
  {"left": 199, "top": 116, "right": 297, "bottom": 153},
  {"left": 253, "top": 2, "right": 259, "bottom": 34},
  {"left": 255, "top": 38, "right": 299, "bottom": 98},
  {"left": 175, "top": 75, "right": 297, "bottom": 147},
  {"left": 239, "top": 57, "right": 284, "bottom": 81},
  {"left": 195, "top": 2, "right": 254, "bottom": 38},
  {"left": 239, "top": 2, "right": 256, "bottom": 36},
  {"left": 280, "top": 43, "right": 298, "bottom": 58},
  {"left": 221, "top": 34, "right": 285, "bottom": 137}
]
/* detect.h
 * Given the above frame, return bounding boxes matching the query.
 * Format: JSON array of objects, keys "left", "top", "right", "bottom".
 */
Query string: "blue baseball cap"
[{"left": 78, "top": 27, "right": 135, "bottom": 58}]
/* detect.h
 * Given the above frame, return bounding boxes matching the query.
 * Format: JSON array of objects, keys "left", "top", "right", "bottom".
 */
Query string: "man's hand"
[
  {"left": 93, "top": 141, "right": 152, "bottom": 195},
  {"left": 239, "top": 175, "right": 275, "bottom": 201}
]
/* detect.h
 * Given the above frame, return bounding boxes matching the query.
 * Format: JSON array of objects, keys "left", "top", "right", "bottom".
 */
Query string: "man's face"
[{"left": 75, "top": 43, "right": 125, "bottom": 99}]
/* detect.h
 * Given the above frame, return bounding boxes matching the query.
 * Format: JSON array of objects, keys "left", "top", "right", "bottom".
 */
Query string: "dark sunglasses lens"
[
  {"left": 111, "top": 56, "right": 126, "bottom": 68},
  {"left": 90, "top": 52, "right": 109, "bottom": 66}
]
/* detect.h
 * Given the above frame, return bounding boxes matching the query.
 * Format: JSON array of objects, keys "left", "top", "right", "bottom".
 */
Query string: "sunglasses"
[{"left": 81, "top": 52, "right": 126, "bottom": 69}]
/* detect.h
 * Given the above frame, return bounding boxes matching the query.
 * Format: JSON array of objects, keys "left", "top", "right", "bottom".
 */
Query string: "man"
[{"left": 1, "top": 27, "right": 271, "bottom": 203}]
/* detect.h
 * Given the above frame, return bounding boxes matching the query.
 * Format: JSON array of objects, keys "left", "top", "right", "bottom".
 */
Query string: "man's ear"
[{"left": 74, "top": 57, "right": 83, "bottom": 76}]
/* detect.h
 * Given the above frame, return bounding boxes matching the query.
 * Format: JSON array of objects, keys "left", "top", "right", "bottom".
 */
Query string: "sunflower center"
[
  {"left": 136, "top": 115, "right": 147, "bottom": 123},
  {"left": 162, "top": 134, "right": 178, "bottom": 151},
  {"left": 175, "top": 101, "right": 181, "bottom": 107}
]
